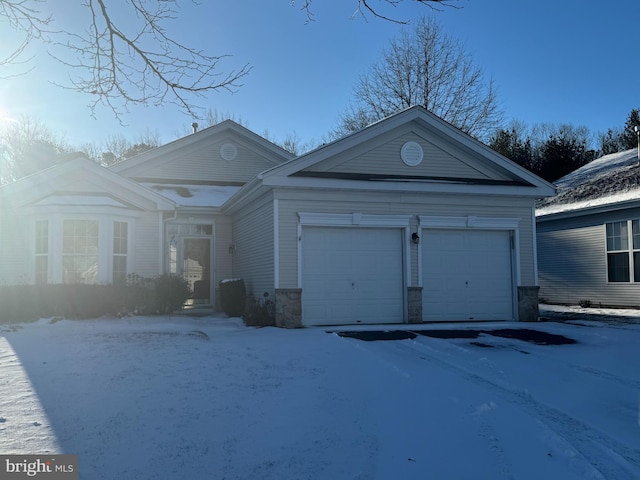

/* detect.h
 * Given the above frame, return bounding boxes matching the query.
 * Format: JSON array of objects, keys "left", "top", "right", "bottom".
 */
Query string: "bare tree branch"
[
  {"left": 0, "top": 0, "right": 250, "bottom": 120},
  {"left": 294, "top": 0, "right": 461, "bottom": 24},
  {"left": 333, "top": 16, "right": 502, "bottom": 141}
]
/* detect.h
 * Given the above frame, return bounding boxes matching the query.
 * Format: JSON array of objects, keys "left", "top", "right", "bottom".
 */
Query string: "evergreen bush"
[{"left": 219, "top": 278, "right": 246, "bottom": 317}]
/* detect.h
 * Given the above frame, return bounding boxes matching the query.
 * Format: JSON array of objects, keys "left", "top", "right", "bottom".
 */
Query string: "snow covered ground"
[{"left": 1, "top": 307, "right": 639, "bottom": 479}]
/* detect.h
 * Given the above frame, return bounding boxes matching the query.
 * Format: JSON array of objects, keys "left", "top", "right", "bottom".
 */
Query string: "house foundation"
[
  {"left": 407, "top": 286, "right": 423, "bottom": 324},
  {"left": 518, "top": 286, "right": 540, "bottom": 322},
  {"left": 275, "top": 288, "right": 303, "bottom": 328}
]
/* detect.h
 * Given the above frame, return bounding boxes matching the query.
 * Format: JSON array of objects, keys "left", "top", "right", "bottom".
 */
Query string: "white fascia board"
[{"left": 263, "top": 175, "right": 555, "bottom": 198}]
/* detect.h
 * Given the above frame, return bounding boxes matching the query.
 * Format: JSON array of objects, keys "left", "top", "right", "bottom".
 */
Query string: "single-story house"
[
  {"left": 0, "top": 106, "right": 555, "bottom": 326},
  {"left": 536, "top": 148, "right": 640, "bottom": 307}
]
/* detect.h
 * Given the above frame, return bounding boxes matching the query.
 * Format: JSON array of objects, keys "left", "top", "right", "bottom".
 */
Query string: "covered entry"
[
  {"left": 422, "top": 228, "right": 515, "bottom": 321},
  {"left": 301, "top": 226, "right": 405, "bottom": 326}
]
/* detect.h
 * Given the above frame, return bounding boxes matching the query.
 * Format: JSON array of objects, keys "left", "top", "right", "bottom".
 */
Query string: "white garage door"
[
  {"left": 422, "top": 229, "right": 514, "bottom": 321},
  {"left": 302, "top": 227, "right": 404, "bottom": 326}
]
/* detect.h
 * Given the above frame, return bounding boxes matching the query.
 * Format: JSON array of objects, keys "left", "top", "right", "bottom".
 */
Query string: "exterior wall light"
[{"left": 411, "top": 232, "right": 420, "bottom": 244}]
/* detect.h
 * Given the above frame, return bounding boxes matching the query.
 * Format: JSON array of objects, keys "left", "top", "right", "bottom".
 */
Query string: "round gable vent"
[
  {"left": 401, "top": 141, "right": 423, "bottom": 167},
  {"left": 220, "top": 142, "right": 237, "bottom": 161}
]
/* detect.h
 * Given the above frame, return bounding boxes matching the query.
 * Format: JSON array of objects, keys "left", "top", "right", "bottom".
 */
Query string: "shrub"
[
  {"left": 219, "top": 279, "right": 246, "bottom": 317},
  {"left": 153, "top": 274, "right": 192, "bottom": 314},
  {"left": 243, "top": 292, "right": 275, "bottom": 327},
  {"left": 0, "top": 273, "right": 192, "bottom": 323}
]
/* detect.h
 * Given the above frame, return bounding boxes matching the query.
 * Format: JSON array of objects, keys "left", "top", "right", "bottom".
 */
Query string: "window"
[
  {"left": 63, "top": 220, "right": 99, "bottom": 284},
  {"left": 606, "top": 220, "right": 640, "bottom": 282},
  {"left": 35, "top": 220, "right": 48, "bottom": 284},
  {"left": 113, "top": 221, "right": 128, "bottom": 285}
]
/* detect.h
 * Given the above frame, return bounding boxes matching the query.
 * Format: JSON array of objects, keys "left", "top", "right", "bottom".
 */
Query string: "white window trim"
[
  {"left": 33, "top": 215, "right": 135, "bottom": 285},
  {"left": 604, "top": 220, "right": 639, "bottom": 284}
]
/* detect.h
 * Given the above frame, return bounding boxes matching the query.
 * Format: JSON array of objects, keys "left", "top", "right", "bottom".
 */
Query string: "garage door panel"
[
  {"left": 302, "top": 227, "right": 404, "bottom": 326},
  {"left": 423, "top": 229, "right": 514, "bottom": 321}
]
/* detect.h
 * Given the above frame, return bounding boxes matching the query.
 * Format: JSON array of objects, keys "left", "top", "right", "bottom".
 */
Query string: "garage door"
[
  {"left": 422, "top": 229, "right": 514, "bottom": 321},
  {"left": 302, "top": 227, "right": 404, "bottom": 326}
]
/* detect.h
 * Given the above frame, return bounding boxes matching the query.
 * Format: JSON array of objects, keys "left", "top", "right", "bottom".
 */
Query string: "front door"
[{"left": 182, "top": 238, "right": 211, "bottom": 306}]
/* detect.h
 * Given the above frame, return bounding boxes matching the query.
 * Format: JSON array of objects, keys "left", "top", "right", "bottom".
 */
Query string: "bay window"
[{"left": 34, "top": 218, "right": 130, "bottom": 285}]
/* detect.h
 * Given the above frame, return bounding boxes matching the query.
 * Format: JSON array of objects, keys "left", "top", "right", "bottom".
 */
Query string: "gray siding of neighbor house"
[
  {"left": 275, "top": 188, "right": 537, "bottom": 290},
  {"left": 231, "top": 192, "right": 275, "bottom": 296},
  {"left": 537, "top": 207, "right": 640, "bottom": 307}
]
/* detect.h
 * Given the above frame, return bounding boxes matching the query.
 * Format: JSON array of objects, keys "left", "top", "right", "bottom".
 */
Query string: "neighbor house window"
[
  {"left": 63, "top": 220, "right": 99, "bottom": 284},
  {"left": 113, "top": 221, "right": 128, "bottom": 285},
  {"left": 35, "top": 220, "right": 48, "bottom": 284},
  {"left": 606, "top": 220, "right": 640, "bottom": 282}
]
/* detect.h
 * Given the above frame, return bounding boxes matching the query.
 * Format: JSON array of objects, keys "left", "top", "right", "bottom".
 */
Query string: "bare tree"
[
  {"left": 296, "top": 0, "right": 461, "bottom": 23},
  {"left": 80, "top": 128, "right": 161, "bottom": 166},
  {"left": 0, "top": 115, "right": 71, "bottom": 183},
  {"left": 1, "top": 0, "right": 251, "bottom": 119},
  {"left": 1, "top": 1, "right": 460, "bottom": 121},
  {"left": 333, "top": 16, "right": 502, "bottom": 140}
]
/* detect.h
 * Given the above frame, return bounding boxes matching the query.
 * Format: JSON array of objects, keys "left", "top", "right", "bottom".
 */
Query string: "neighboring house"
[
  {"left": 536, "top": 148, "right": 640, "bottom": 307},
  {"left": 0, "top": 106, "right": 554, "bottom": 326}
]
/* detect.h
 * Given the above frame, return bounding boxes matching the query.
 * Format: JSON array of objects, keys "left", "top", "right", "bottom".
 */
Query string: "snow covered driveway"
[{"left": 0, "top": 316, "right": 639, "bottom": 479}]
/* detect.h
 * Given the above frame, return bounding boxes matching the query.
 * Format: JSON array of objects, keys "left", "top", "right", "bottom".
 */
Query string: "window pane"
[
  {"left": 63, "top": 256, "right": 98, "bottom": 284},
  {"left": 633, "top": 220, "right": 640, "bottom": 250},
  {"left": 608, "top": 252, "right": 630, "bottom": 282},
  {"left": 113, "top": 222, "right": 128, "bottom": 254},
  {"left": 606, "top": 221, "right": 628, "bottom": 251},
  {"left": 113, "top": 256, "right": 126, "bottom": 285},
  {"left": 62, "top": 220, "right": 99, "bottom": 284},
  {"left": 634, "top": 252, "right": 640, "bottom": 282}
]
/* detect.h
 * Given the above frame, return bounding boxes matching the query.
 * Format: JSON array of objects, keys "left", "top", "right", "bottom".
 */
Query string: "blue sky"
[{"left": 0, "top": 0, "right": 638, "bottom": 149}]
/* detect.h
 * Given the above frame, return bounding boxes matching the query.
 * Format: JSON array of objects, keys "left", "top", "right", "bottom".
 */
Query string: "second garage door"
[
  {"left": 422, "top": 229, "right": 514, "bottom": 321},
  {"left": 302, "top": 227, "right": 404, "bottom": 326}
]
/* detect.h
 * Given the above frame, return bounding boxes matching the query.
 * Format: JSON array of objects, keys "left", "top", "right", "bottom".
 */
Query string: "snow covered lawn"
[{"left": 1, "top": 311, "right": 639, "bottom": 479}]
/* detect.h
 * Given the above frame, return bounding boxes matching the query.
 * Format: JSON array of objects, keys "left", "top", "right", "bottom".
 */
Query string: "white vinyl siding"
[
  {"left": 133, "top": 140, "right": 280, "bottom": 184},
  {"left": 35, "top": 220, "right": 48, "bottom": 284},
  {"left": 133, "top": 212, "right": 162, "bottom": 277},
  {"left": 302, "top": 128, "right": 513, "bottom": 182},
  {"left": 275, "top": 189, "right": 534, "bottom": 290},
  {"left": 231, "top": 193, "right": 274, "bottom": 295}
]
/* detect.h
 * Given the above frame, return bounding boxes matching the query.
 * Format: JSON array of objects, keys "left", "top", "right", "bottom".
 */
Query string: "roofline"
[
  {"left": 536, "top": 198, "right": 640, "bottom": 222},
  {"left": 110, "top": 120, "right": 294, "bottom": 174},
  {"left": 0, "top": 156, "right": 176, "bottom": 211},
  {"left": 260, "top": 106, "right": 555, "bottom": 194}
]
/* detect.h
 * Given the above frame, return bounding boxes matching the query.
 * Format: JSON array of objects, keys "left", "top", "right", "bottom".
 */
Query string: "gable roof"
[
  {"left": 110, "top": 120, "right": 294, "bottom": 181},
  {"left": 536, "top": 149, "right": 640, "bottom": 220},
  {"left": 224, "top": 106, "right": 555, "bottom": 213},
  {"left": 0, "top": 155, "right": 175, "bottom": 212}
]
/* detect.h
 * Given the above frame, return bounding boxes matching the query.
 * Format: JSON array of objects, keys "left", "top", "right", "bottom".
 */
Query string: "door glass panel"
[{"left": 183, "top": 238, "right": 211, "bottom": 305}]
